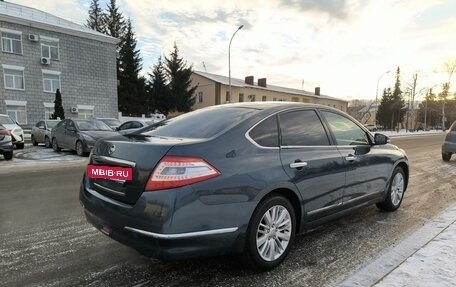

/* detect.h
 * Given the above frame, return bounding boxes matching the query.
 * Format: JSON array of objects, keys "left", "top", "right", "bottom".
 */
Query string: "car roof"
[{"left": 204, "top": 101, "right": 340, "bottom": 114}]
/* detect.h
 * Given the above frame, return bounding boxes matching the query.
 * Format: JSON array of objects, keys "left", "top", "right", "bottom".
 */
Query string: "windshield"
[
  {"left": 101, "top": 119, "right": 121, "bottom": 126},
  {"left": 140, "top": 107, "right": 257, "bottom": 139},
  {"left": 0, "top": 115, "right": 14, "bottom": 125},
  {"left": 74, "top": 120, "right": 112, "bottom": 131},
  {"left": 46, "top": 121, "right": 59, "bottom": 129}
]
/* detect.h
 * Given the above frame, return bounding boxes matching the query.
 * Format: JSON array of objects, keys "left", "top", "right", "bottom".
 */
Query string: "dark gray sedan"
[
  {"left": 80, "top": 103, "right": 409, "bottom": 270},
  {"left": 51, "top": 119, "right": 119, "bottom": 156},
  {"left": 442, "top": 120, "right": 456, "bottom": 161}
]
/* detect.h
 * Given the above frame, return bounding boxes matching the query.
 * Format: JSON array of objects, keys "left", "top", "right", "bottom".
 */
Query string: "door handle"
[
  {"left": 345, "top": 155, "right": 357, "bottom": 161},
  {"left": 290, "top": 162, "right": 308, "bottom": 169}
]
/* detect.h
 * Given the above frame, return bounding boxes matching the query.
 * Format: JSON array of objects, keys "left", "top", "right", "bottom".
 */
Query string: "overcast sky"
[{"left": 12, "top": 0, "right": 456, "bottom": 101}]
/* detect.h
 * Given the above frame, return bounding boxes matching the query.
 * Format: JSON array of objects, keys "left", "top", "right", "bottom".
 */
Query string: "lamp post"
[
  {"left": 228, "top": 25, "right": 243, "bottom": 103},
  {"left": 375, "top": 70, "right": 390, "bottom": 126}
]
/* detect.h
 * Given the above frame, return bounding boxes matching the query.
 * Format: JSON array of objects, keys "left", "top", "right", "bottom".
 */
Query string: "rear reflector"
[{"left": 145, "top": 156, "right": 220, "bottom": 191}]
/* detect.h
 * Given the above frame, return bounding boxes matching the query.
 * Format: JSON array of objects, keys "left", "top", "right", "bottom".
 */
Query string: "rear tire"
[
  {"left": 243, "top": 195, "right": 296, "bottom": 270},
  {"left": 442, "top": 152, "right": 452, "bottom": 162},
  {"left": 3, "top": 152, "right": 13, "bottom": 160},
  {"left": 377, "top": 167, "right": 406, "bottom": 212},
  {"left": 31, "top": 135, "right": 38, "bottom": 146},
  {"left": 52, "top": 138, "right": 61, "bottom": 152}
]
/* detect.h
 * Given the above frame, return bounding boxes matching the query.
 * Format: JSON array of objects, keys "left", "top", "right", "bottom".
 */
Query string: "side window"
[
  {"left": 279, "top": 110, "right": 330, "bottom": 146},
  {"left": 37, "top": 121, "right": 45, "bottom": 129},
  {"left": 320, "top": 111, "right": 370, "bottom": 146},
  {"left": 67, "top": 121, "right": 75, "bottom": 130},
  {"left": 131, "top": 122, "right": 143, "bottom": 129},
  {"left": 249, "top": 115, "right": 279, "bottom": 147},
  {"left": 119, "top": 122, "right": 132, "bottom": 130}
]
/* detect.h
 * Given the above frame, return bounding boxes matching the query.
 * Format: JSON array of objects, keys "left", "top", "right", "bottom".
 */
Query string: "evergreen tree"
[
  {"left": 390, "top": 66, "right": 405, "bottom": 129},
  {"left": 86, "top": 0, "right": 104, "bottom": 32},
  {"left": 51, "top": 89, "right": 65, "bottom": 120},
  {"left": 377, "top": 88, "right": 393, "bottom": 129},
  {"left": 147, "top": 57, "right": 171, "bottom": 115},
  {"left": 104, "top": 0, "right": 126, "bottom": 87},
  {"left": 118, "top": 19, "right": 145, "bottom": 115},
  {"left": 164, "top": 43, "right": 197, "bottom": 113}
]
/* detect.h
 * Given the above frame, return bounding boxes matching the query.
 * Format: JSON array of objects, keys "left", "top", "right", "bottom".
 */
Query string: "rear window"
[
  {"left": 0, "top": 115, "right": 14, "bottom": 125},
  {"left": 140, "top": 107, "right": 257, "bottom": 139}
]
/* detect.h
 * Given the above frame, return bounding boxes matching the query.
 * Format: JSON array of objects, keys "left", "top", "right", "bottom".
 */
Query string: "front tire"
[
  {"left": 3, "top": 152, "right": 13, "bottom": 160},
  {"left": 377, "top": 167, "right": 406, "bottom": 212},
  {"left": 243, "top": 195, "right": 296, "bottom": 270},
  {"left": 442, "top": 152, "right": 452, "bottom": 161},
  {"left": 31, "top": 135, "right": 38, "bottom": 146},
  {"left": 52, "top": 138, "right": 61, "bottom": 152},
  {"left": 75, "top": 140, "right": 85, "bottom": 156},
  {"left": 45, "top": 136, "right": 51, "bottom": 148}
]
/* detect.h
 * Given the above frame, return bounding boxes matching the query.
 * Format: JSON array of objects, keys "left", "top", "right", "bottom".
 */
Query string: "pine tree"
[
  {"left": 51, "top": 89, "right": 65, "bottom": 120},
  {"left": 118, "top": 19, "right": 145, "bottom": 115},
  {"left": 391, "top": 67, "right": 405, "bottom": 129},
  {"left": 147, "top": 57, "right": 171, "bottom": 115},
  {"left": 104, "top": 0, "right": 126, "bottom": 86},
  {"left": 86, "top": 0, "right": 104, "bottom": 32},
  {"left": 377, "top": 88, "right": 393, "bottom": 129},
  {"left": 164, "top": 43, "right": 197, "bottom": 113}
]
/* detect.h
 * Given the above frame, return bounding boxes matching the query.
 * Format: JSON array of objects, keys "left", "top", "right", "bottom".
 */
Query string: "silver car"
[
  {"left": 442, "top": 120, "right": 456, "bottom": 161},
  {"left": 0, "top": 114, "right": 24, "bottom": 149},
  {"left": 31, "top": 120, "right": 60, "bottom": 148}
]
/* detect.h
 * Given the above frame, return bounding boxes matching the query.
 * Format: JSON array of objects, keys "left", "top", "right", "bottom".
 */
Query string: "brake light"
[
  {"left": 0, "top": 129, "right": 10, "bottom": 136},
  {"left": 145, "top": 156, "right": 221, "bottom": 191}
]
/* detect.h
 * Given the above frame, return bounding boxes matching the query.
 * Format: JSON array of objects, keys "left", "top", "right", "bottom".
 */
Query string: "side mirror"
[{"left": 374, "top": 133, "right": 390, "bottom": 145}]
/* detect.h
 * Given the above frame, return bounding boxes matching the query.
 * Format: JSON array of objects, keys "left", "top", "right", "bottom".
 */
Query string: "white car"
[
  {"left": 0, "top": 114, "right": 24, "bottom": 149},
  {"left": 31, "top": 120, "right": 60, "bottom": 148}
]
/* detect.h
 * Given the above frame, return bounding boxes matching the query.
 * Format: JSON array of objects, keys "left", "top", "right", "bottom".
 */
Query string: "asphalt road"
[{"left": 1, "top": 134, "right": 455, "bottom": 287}]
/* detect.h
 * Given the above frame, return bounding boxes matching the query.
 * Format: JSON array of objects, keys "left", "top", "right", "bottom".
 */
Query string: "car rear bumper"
[
  {"left": 442, "top": 141, "right": 456, "bottom": 153},
  {"left": 79, "top": 176, "right": 249, "bottom": 260}
]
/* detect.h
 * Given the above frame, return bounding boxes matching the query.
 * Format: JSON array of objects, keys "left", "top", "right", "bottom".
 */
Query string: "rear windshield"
[
  {"left": 46, "top": 121, "right": 59, "bottom": 128},
  {"left": 102, "top": 119, "right": 121, "bottom": 126},
  {"left": 74, "top": 120, "right": 112, "bottom": 131},
  {"left": 140, "top": 107, "right": 257, "bottom": 139}
]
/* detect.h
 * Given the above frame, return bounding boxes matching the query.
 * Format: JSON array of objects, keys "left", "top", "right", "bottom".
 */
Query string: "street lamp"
[
  {"left": 375, "top": 70, "right": 391, "bottom": 126},
  {"left": 228, "top": 24, "right": 243, "bottom": 103}
]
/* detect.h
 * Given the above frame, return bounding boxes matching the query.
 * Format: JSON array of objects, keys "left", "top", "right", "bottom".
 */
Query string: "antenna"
[{"left": 301, "top": 79, "right": 304, "bottom": 90}]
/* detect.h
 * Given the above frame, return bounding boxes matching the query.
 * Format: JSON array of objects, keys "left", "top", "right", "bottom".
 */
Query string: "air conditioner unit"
[
  {"left": 41, "top": 57, "right": 51, "bottom": 65},
  {"left": 28, "top": 34, "right": 39, "bottom": 42},
  {"left": 70, "top": 107, "right": 79, "bottom": 113}
]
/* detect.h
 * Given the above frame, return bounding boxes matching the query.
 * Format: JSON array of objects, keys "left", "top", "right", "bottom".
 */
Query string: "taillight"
[
  {"left": 0, "top": 129, "right": 10, "bottom": 136},
  {"left": 145, "top": 156, "right": 221, "bottom": 191}
]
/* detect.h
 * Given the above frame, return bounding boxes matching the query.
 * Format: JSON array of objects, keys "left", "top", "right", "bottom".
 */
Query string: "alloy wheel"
[{"left": 390, "top": 172, "right": 404, "bottom": 206}]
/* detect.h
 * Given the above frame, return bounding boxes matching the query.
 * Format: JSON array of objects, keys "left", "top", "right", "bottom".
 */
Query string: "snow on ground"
[
  {"left": 376, "top": 129, "right": 446, "bottom": 138},
  {"left": 374, "top": 219, "right": 456, "bottom": 287}
]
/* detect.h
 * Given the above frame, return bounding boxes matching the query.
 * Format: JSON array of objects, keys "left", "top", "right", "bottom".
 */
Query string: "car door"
[
  {"left": 64, "top": 120, "right": 78, "bottom": 149},
  {"left": 278, "top": 109, "right": 346, "bottom": 221},
  {"left": 53, "top": 119, "right": 68, "bottom": 146},
  {"left": 319, "top": 110, "right": 390, "bottom": 206}
]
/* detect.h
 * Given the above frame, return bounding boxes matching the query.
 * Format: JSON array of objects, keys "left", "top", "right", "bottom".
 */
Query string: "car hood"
[{"left": 81, "top": 130, "right": 120, "bottom": 140}]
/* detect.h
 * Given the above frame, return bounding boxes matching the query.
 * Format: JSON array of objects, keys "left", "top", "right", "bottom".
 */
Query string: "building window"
[
  {"left": 44, "top": 103, "right": 54, "bottom": 120},
  {"left": 226, "top": 91, "right": 230, "bottom": 103},
  {"left": 1, "top": 29, "right": 22, "bottom": 54},
  {"left": 262, "top": 96, "right": 267, "bottom": 101},
  {"left": 239, "top": 93, "right": 244, "bottom": 102},
  {"left": 248, "top": 94, "right": 256, "bottom": 102},
  {"left": 3, "top": 65, "right": 25, "bottom": 90},
  {"left": 42, "top": 70, "right": 61, "bottom": 93},
  {"left": 77, "top": 105, "right": 95, "bottom": 119},
  {"left": 40, "top": 37, "right": 59, "bottom": 60},
  {"left": 5, "top": 101, "right": 27, "bottom": 124},
  {"left": 197, "top": 92, "right": 203, "bottom": 103}
]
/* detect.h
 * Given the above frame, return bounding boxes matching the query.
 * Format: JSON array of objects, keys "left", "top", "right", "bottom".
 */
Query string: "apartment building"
[
  {"left": 191, "top": 71, "right": 348, "bottom": 112},
  {"left": 0, "top": 1, "right": 118, "bottom": 126}
]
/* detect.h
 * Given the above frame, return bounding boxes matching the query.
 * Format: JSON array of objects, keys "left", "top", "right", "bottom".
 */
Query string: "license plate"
[{"left": 87, "top": 165, "right": 133, "bottom": 181}]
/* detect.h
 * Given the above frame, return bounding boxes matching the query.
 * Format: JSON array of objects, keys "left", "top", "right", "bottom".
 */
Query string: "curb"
[{"left": 335, "top": 203, "right": 456, "bottom": 286}]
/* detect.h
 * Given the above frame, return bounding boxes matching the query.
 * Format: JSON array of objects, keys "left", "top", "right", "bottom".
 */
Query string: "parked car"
[
  {"left": 80, "top": 102, "right": 409, "bottom": 270},
  {"left": 0, "top": 114, "right": 24, "bottom": 149},
  {"left": 51, "top": 118, "right": 119, "bottom": 156},
  {"left": 0, "top": 124, "right": 13, "bottom": 160},
  {"left": 31, "top": 120, "right": 60, "bottom": 148},
  {"left": 364, "top": 124, "right": 378, "bottom": 132},
  {"left": 97, "top": 118, "right": 122, "bottom": 131},
  {"left": 442, "top": 120, "right": 456, "bottom": 161},
  {"left": 116, "top": 120, "right": 155, "bottom": 135}
]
